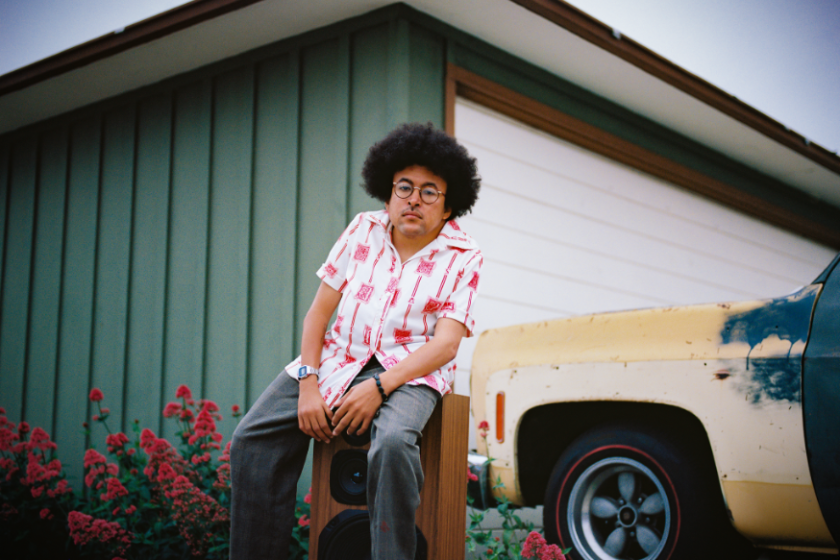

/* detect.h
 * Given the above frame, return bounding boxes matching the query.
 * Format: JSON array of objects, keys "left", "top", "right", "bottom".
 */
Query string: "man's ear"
[{"left": 443, "top": 206, "right": 452, "bottom": 222}]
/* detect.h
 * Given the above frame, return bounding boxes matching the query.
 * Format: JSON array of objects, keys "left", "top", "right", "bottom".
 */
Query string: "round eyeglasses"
[{"left": 393, "top": 182, "right": 445, "bottom": 204}]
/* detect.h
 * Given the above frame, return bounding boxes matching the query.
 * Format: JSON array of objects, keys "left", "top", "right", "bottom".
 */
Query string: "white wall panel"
[{"left": 453, "top": 99, "right": 836, "bottom": 412}]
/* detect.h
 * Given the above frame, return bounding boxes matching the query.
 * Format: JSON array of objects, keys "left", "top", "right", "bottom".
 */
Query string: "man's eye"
[
  {"left": 397, "top": 184, "right": 413, "bottom": 193},
  {"left": 421, "top": 188, "right": 437, "bottom": 197}
]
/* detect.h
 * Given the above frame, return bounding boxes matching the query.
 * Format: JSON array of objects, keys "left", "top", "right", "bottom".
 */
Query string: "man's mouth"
[{"left": 402, "top": 210, "right": 422, "bottom": 219}]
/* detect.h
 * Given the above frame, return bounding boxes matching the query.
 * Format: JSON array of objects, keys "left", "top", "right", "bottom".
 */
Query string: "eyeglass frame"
[{"left": 392, "top": 181, "right": 446, "bottom": 204}]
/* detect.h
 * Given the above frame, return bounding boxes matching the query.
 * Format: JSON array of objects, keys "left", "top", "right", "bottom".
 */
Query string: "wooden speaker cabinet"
[{"left": 310, "top": 393, "right": 469, "bottom": 560}]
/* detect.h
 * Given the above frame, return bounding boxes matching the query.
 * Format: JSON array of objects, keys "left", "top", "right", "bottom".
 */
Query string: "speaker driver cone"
[
  {"left": 318, "top": 510, "right": 428, "bottom": 560},
  {"left": 330, "top": 449, "right": 369, "bottom": 505}
]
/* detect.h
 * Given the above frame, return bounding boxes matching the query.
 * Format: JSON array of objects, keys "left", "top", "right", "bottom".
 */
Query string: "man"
[{"left": 230, "top": 122, "right": 483, "bottom": 560}]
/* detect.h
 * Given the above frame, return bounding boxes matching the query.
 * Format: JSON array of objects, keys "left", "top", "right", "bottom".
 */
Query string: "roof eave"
[{"left": 1, "top": 0, "right": 838, "bottom": 185}]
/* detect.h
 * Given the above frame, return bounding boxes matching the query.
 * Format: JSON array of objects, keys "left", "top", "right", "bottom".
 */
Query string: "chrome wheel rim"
[{"left": 567, "top": 457, "right": 671, "bottom": 560}]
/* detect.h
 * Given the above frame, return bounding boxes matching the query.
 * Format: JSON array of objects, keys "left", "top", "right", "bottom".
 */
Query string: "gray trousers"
[{"left": 229, "top": 366, "right": 439, "bottom": 560}]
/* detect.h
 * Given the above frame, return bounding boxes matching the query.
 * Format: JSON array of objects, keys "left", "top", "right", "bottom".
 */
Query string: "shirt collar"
[{"left": 365, "top": 209, "right": 477, "bottom": 251}]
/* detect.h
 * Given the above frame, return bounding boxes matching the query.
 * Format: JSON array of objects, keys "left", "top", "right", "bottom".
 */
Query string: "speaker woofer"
[
  {"left": 318, "top": 510, "right": 427, "bottom": 560},
  {"left": 330, "top": 449, "right": 368, "bottom": 505}
]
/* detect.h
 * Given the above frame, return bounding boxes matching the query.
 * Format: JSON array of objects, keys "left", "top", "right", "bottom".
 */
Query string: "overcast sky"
[{"left": 1, "top": 0, "right": 838, "bottom": 152}]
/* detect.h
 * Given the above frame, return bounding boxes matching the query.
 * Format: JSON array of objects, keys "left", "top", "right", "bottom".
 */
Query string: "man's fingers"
[
  {"left": 311, "top": 421, "right": 330, "bottom": 442},
  {"left": 356, "top": 417, "right": 371, "bottom": 435},
  {"left": 332, "top": 414, "right": 350, "bottom": 437}
]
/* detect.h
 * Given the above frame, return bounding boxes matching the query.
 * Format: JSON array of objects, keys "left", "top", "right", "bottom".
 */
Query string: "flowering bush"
[
  {"left": 0, "top": 385, "right": 248, "bottom": 559},
  {"left": 466, "top": 420, "right": 571, "bottom": 560},
  {"left": 0, "top": 409, "right": 77, "bottom": 558},
  {"left": 289, "top": 487, "right": 312, "bottom": 560}
]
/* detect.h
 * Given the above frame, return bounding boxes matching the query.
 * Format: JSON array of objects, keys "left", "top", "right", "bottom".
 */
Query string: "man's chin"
[{"left": 396, "top": 224, "right": 427, "bottom": 239}]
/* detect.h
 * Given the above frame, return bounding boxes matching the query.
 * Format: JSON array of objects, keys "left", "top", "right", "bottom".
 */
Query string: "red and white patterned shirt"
[{"left": 285, "top": 210, "right": 483, "bottom": 407}]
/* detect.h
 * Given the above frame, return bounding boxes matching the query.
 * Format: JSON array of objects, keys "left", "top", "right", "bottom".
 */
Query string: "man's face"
[{"left": 386, "top": 165, "right": 452, "bottom": 245}]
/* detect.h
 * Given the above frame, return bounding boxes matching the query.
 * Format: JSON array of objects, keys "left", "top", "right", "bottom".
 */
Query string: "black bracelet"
[{"left": 373, "top": 372, "right": 388, "bottom": 403}]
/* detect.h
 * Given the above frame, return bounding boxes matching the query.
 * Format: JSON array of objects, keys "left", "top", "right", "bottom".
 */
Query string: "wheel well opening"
[{"left": 516, "top": 402, "right": 717, "bottom": 507}]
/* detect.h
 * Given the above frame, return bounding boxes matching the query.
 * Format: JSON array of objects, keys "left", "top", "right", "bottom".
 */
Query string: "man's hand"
[
  {"left": 297, "top": 376, "right": 334, "bottom": 442},
  {"left": 332, "top": 378, "right": 384, "bottom": 437}
]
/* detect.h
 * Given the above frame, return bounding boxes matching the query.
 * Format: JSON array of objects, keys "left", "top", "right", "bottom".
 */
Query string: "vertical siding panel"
[
  {"left": 295, "top": 40, "right": 351, "bottom": 346},
  {"left": 125, "top": 95, "right": 171, "bottom": 433},
  {"left": 205, "top": 67, "right": 253, "bottom": 424},
  {"left": 0, "top": 142, "right": 8, "bottom": 304},
  {"left": 249, "top": 54, "right": 299, "bottom": 406},
  {"left": 90, "top": 105, "right": 135, "bottom": 440},
  {"left": 387, "top": 19, "right": 411, "bottom": 129},
  {"left": 54, "top": 117, "right": 101, "bottom": 485},
  {"left": 0, "top": 137, "right": 37, "bottom": 421},
  {"left": 25, "top": 128, "right": 69, "bottom": 432},
  {"left": 162, "top": 81, "right": 211, "bottom": 443},
  {"left": 408, "top": 24, "right": 445, "bottom": 126},
  {"left": 349, "top": 25, "right": 391, "bottom": 218}
]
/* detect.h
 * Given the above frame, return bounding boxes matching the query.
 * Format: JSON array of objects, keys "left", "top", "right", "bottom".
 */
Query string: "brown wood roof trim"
[
  {"left": 446, "top": 63, "right": 840, "bottom": 249},
  {"left": 0, "top": 0, "right": 266, "bottom": 97},
  {"left": 509, "top": 0, "right": 840, "bottom": 176}
]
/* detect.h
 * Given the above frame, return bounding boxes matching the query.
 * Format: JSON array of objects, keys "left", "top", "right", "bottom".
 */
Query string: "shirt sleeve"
[
  {"left": 440, "top": 250, "right": 483, "bottom": 337},
  {"left": 316, "top": 213, "right": 364, "bottom": 292}
]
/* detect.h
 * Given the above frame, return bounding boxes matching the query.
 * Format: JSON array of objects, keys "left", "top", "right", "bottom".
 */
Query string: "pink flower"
[
  {"left": 162, "top": 402, "right": 182, "bottom": 418},
  {"left": 201, "top": 400, "right": 219, "bottom": 413},
  {"left": 100, "top": 408, "right": 110, "bottom": 415},
  {"left": 539, "top": 544, "right": 566, "bottom": 560},
  {"left": 89, "top": 388, "right": 104, "bottom": 402},
  {"left": 468, "top": 467, "right": 478, "bottom": 482},
  {"left": 231, "top": 404, "right": 241, "bottom": 415},
  {"left": 175, "top": 385, "right": 192, "bottom": 399},
  {"left": 0, "top": 428, "right": 19, "bottom": 452},
  {"left": 298, "top": 514, "right": 310, "bottom": 527},
  {"left": 18, "top": 421, "right": 30, "bottom": 434},
  {"left": 303, "top": 489, "right": 312, "bottom": 504},
  {"left": 478, "top": 419, "right": 490, "bottom": 438},
  {"left": 522, "top": 531, "right": 546, "bottom": 559},
  {"left": 84, "top": 449, "right": 107, "bottom": 469},
  {"left": 157, "top": 463, "right": 177, "bottom": 482},
  {"left": 100, "top": 477, "right": 128, "bottom": 501},
  {"left": 40, "top": 507, "right": 54, "bottom": 520},
  {"left": 125, "top": 505, "right": 136, "bottom": 515},
  {"left": 139, "top": 428, "right": 156, "bottom": 449},
  {"left": 27, "top": 427, "right": 55, "bottom": 451},
  {"left": 47, "top": 479, "right": 71, "bottom": 498}
]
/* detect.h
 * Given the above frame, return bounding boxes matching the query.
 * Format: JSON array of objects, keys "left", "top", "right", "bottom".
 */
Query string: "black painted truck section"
[{"left": 803, "top": 253, "right": 840, "bottom": 544}]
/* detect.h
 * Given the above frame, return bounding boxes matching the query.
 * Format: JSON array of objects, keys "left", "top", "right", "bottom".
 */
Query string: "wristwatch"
[{"left": 297, "top": 365, "right": 319, "bottom": 380}]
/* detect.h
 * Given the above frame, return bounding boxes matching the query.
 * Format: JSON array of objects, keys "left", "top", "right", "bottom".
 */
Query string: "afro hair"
[{"left": 361, "top": 122, "right": 480, "bottom": 220}]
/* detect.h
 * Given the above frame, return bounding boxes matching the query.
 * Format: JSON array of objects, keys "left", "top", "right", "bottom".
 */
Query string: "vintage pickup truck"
[{"left": 469, "top": 253, "right": 840, "bottom": 560}]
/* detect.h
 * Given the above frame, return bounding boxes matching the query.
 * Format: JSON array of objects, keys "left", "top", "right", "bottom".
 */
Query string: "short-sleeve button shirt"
[{"left": 285, "top": 210, "right": 483, "bottom": 407}]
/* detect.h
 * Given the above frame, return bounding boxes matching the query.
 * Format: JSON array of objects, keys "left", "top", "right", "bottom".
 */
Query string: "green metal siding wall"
[{"left": 0, "top": 12, "right": 445, "bottom": 487}]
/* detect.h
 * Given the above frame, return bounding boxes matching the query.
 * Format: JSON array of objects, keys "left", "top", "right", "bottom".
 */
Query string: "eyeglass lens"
[{"left": 394, "top": 183, "right": 440, "bottom": 204}]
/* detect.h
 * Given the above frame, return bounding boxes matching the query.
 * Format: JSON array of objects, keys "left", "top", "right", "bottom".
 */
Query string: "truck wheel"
[{"left": 543, "top": 424, "right": 731, "bottom": 560}]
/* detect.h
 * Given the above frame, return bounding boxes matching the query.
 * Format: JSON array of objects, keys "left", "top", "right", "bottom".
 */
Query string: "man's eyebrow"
[{"left": 395, "top": 177, "right": 440, "bottom": 188}]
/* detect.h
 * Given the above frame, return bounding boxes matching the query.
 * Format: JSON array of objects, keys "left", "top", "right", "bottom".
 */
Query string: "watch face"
[{"left": 298, "top": 366, "right": 308, "bottom": 379}]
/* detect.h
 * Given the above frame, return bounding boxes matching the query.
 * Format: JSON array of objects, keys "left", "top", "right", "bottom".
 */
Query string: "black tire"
[{"left": 543, "top": 424, "right": 749, "bottom": 560}]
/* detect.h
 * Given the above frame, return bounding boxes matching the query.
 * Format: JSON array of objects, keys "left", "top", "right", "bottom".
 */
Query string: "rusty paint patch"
[{"left": 714, "top": 370, "right": 731, "bottom": 380}]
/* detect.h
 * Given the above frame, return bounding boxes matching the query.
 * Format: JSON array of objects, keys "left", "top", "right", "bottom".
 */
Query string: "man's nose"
[{"left": 407, "top": 188, "right": 423, "bottom": 205}]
